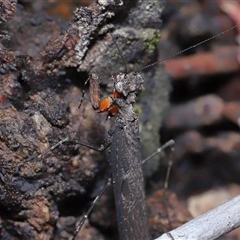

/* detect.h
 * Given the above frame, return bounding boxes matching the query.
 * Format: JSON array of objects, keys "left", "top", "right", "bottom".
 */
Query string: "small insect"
[
  {"left": 88, "top": 73, "right": 100, "bottom": 110},
  {"left": 98, "top": 90, "right": 121, "bottom": 116},
  {"left": 88, "top": 73, "right": 121, "bottom": 117},
  {"left": 79, "top": 73, "right": 121, "bottom": 118}
]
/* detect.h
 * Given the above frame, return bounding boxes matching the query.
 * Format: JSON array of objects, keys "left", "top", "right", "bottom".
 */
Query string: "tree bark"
[{"left": 0, "top": 0, "right": 168, "bottom": 239}]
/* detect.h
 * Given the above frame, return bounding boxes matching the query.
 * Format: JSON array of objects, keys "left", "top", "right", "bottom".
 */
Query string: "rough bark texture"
[{"left": 0, "top": 0, "right": 168, "bottom": 239}]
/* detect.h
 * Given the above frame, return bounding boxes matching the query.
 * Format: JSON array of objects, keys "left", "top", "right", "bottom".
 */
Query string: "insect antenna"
[
  {"left": 137, "top": 24, "right": 239, "bottom": 73},
  {"left": 108, "top": 30, "right": 128, "bottom": 74}
]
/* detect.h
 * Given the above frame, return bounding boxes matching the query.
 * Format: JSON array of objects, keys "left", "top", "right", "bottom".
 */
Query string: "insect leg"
[
  {"left": 142, "top": 139, "right": 175, "bottom": 165},
  {"left": 73, "top": 139, "right": 175, "bottom": 238},
  {"left": 72, "top": 178, "right": 112, "bottom": 240},
  {"left": 2, "top": 137, "right": 71, "bottom": 169},
  {"left": 25, "top": 137, "right": 69, "bottom": 162},
  {"left": 164, "top": 142, "right": 174, "bottom": 189},
  {"left": 75, "top": 124, "right": 114, "bottom": 152},
  {"left": 75, "top": 133, "right": 112, "bottom": 152}
]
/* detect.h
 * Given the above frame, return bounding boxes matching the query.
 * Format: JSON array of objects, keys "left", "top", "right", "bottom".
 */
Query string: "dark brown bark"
[{"left": 0, "top": 0, "right": 168, "bottom": 239}]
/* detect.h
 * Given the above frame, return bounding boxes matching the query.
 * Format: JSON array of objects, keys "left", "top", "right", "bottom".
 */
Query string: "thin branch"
[{"left": 156, "top": 194, "right": 240, "bottom": 240}]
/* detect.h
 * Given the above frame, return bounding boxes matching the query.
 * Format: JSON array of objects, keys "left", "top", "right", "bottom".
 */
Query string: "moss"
[
  {"left": 134, "top": 104, "right": 142, "bottom": 115},
  {"left": 142, "top": 29, "right": 161, "bottom": 51}
]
